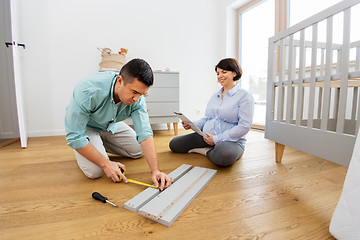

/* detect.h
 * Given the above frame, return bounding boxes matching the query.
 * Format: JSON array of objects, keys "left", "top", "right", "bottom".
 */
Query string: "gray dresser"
[{"left": 125, "top": 71, "right": 179, "bottom": 135}]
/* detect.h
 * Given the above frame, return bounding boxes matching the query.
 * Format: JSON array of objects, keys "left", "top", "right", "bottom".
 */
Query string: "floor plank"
[{"left": 0, "top": 129, "right": 346, "bottom": 239}]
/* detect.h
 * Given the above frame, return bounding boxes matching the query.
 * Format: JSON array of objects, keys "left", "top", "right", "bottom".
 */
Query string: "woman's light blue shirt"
[
  {"left": 193, "top": 83, "right": 254, "bottom": 149},
  {"left": 65, "top": 71, "right": 153, "bottom": 150}
]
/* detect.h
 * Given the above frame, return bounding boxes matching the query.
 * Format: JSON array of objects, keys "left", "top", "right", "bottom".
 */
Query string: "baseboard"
[
  {"left": 27, "top": 124, "right": 184, "bottom": 138},
  {"left": 28, "top": 130, "right": 65, "bottom": 137}
]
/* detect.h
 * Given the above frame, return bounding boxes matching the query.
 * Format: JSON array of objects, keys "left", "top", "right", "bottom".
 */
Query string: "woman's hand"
[
  {"left": 151, "top": 170, "right": 173, "bottom": 191},
  {"left": 204, "top": 133, "right": 215, "bottom": 146},
  {"left": 182, "top": 121, "right": 191, "bottom": 130}
]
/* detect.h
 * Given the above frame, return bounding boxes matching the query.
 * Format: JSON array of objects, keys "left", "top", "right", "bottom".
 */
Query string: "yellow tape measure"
[{"left": 120, "top": 168, "right": 159, "bottom": 189}]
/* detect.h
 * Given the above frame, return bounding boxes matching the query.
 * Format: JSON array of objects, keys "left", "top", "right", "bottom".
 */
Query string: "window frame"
[{"left": 232, "top": 0, "right": 288, "bottom": 130}]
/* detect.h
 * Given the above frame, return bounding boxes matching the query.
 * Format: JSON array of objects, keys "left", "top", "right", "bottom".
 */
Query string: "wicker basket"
[{"left": 97, "top": 47, "right": 126, "bottom": 70}]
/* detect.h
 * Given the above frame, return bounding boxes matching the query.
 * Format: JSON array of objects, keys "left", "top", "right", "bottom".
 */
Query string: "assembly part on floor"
[{"left": 124, "top": 164, "right": 217, "bottom": 226}]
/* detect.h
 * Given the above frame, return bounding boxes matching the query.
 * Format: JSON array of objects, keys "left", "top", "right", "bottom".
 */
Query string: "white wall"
[{"left": 17, "top": 0, "right": 232, "bottom": 137}]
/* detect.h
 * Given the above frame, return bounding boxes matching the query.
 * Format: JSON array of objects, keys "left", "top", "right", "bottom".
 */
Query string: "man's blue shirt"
[{"left": 65, "top": 71, "right": 153, "bottom": 149}]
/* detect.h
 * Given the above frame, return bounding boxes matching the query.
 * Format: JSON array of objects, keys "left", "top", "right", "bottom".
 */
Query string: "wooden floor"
[{"left": 0, "top": 129, "right": 347, "bottom": 240}]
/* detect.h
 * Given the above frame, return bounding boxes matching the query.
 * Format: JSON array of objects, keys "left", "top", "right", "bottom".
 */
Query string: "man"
[{"left": 65, "top": 58, "right": 172, "bottom": 190}]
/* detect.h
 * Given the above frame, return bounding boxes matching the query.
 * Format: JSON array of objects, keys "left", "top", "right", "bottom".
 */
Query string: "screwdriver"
[{"left": 92, "top": 192, "right": 119, "bottom": 208}]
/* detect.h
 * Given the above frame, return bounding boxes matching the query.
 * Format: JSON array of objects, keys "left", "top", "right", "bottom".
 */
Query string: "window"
[
  {"left": 238, "top": 0, "right": 275, "bottom": 126},
  {"left": 289, "top": 0, "right": 342, "bottom": 27}
]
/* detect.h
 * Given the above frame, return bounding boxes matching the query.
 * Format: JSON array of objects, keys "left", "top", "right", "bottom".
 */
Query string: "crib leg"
[{"left": 275, "top": 142, "right": 285, "bottom": 163}]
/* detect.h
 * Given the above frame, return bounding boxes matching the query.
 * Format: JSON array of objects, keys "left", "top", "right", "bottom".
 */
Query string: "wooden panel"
[
  {"left": 147, "top": 168, "right": 217, "bottom": 227},
  {"left": 138, "top": 166, "right": 217, "bottom": 226},
  {"left": 139, "top": 167, "right": 207, "bottom": 219},
  {"left": 124, "top": 164, "right": 192, "bottom": 212}
]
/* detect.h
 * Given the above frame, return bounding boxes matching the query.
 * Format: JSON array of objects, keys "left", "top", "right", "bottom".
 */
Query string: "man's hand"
[
  {"left": 140, "top": 136, "right": 173, "bottom": 190},
  {"left": 102, "top": 160, "right": 127, "bottom": 183},
  {"left": 152, "top": 170, "right": 173, "bottom": 191}
]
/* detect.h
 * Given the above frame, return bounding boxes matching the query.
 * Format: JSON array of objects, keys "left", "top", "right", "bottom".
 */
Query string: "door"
[{"left": 1, "top": 0, "right": 27, "bottom": 148}]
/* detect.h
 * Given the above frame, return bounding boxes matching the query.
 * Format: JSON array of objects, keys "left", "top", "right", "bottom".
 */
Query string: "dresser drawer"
[
  {"left": 147, "top": 102, "right": 179, "bottom": 117},
  {"left": 145, "top": 88, "right": 179, "bottom": 102},
  {"left": 153, "top": 72, "right": 179, "bottom": 88},
  {"left": 126, "top": 71, "right": 180, "bottom": 135}
]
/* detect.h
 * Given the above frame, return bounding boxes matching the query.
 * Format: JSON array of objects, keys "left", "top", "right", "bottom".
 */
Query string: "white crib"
[{"left": 265, "top": 0, "right": 360, "bottom": 166}]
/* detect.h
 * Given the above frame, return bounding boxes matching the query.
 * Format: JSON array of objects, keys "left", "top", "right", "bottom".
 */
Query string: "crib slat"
[
  {"left": 336, "top": 8, "right": 351, "bottom": 134},
  {"left": 356, "top": 88, "right": 360, "bottom": 134},
  {"left": 272, "top": 43, "right": 278, "bottom": 121},
  {"left": 290, "top": 39, "right": 297, "bottom": 122},
  {"left": 336, "top": 50, "right": 341, "bottom": 73},
  {"left": 334, "top": 88, "right": 340, "bottom": 121},
  {"left": 356, "top": 46, "right": 360, "bottom": 71},
  {"left": 277, "top": 39, "right": 285, "bottom": 122},
  {"left": 266, "top": 40, "right": 276, "bottom": 124},
  {"left": 286, "top": 35, "right": 295, "bottom": 124},
  {"left": 296, "top": 30, "right": 305, "bottom": 126},
  {"left": 320, "top": 16, "right": 333, "bottom": 131},
  {"left": 318, "top": 88, "right": 323, "bottom": 119},
  {"left": 352, "top": 88, "right": 358, "bottom": 120},
  {"left": 320, "top": 48, "right": 325, "bottom": 76},
  {"left": 307, "top": 23, "right": 318, "bottom": 129},
  {"left": 291, "top": 87, "right": 295, "bottom": 122}
]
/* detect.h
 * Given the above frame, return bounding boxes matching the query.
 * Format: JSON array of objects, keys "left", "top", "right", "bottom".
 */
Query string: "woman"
[{"left": 169, "top": 58, "right": 254, "bottom": 167}]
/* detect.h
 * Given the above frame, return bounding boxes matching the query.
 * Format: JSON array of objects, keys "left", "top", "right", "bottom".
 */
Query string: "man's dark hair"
[
  {"left": 120, "top": 58, "right": 154, "bottom": 87},
  {"left": 215, "top": 58, "right": 242, "bottom": 81}
]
